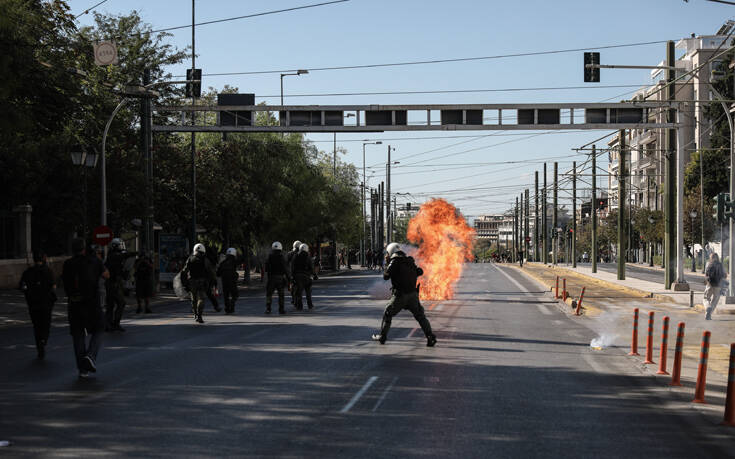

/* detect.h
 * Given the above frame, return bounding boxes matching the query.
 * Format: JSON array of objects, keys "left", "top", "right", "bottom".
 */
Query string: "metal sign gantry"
[{"left": 152, "top": 101, "right": 679, "bottom": 132}]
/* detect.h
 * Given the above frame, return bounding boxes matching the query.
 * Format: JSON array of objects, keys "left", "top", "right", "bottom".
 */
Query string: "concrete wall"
[{"left": 0, "top": 256, "right": 69, "bottom": 289}]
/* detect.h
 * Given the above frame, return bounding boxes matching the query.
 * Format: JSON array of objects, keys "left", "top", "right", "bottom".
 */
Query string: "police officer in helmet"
[
  {"left": 265, "top": 241, "right": 290, "bottom": 314},
  {"left": 217, "top": 247, "right": 239, "bottom": 314},
  {"left": 372, "top": 243, "right": 437, "bottom": 347},
  {"left": 181, "top": 243, "right": 216, "bottom": 324},
  {"left": 291, "top": 243, "right": 315, "bottom": 310},
  {"left": 104, "top": 238, "right": 128, "bottom": 332},
  {"left": 287, "top": 240, "right": 301, "bottom": 304}
]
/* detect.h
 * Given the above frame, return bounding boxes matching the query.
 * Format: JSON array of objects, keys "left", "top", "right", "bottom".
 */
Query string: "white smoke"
[{"left": 589, "top": 311, "right": 621, "bottom": 349}]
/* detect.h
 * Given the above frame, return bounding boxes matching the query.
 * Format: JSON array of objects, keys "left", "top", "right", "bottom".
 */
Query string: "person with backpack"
[
  {"left": 704, "top": 252, "right": 727, "bottom": 320},
  {"left": 19, "top": 250, "right": 56, "bottom": 360},
  {"left": 181, "top": 243, "right": 217, "bottom": 324},
  {"left": 134, "top": 253, "right": 155, "bottom": 314},
  {"left": 62, "top": 238, "right": 109, "bottom": 378}
]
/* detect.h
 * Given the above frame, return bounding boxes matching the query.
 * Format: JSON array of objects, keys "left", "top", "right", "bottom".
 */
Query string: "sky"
[{"left": 66, "top": 0, "right": 735, "bottom": 218}]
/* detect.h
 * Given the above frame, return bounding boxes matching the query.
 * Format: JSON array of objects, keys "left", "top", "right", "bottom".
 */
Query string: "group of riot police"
[{"left": 261, "top": 240, "right": 315, "bottom": 314}]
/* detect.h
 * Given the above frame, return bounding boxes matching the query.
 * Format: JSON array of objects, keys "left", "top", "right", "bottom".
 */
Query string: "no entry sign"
[{"left": 93, "top": 225, "right": 114, "bottom": 246}]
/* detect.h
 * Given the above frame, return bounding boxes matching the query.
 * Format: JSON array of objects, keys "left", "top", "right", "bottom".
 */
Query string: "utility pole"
[
  {"left": 142, "top": 69, "right": 153, "bottom": 255},
  {"left": 534, "top": 171, "right": 539, "bottom": 262},
  {"left": 664, "top": 40, "right": 676, "bottom": 290},
  {"left": 553, "top": 162, "right": 558, "bottom": 266},
  {"left": 379, "top": 182, "right": 384, "bottom": 253},
  {"left": 190, "top": 0, "right": 197, "bottom": 247},
  {"left": 618, "top": 130, "right": 626, "bottom": 280},
  {"left": 519, "top": 193, "right": 523, "bottom": 260},
  {"left": 514, "top": 197, "right": 518, "bottom": 263},
  {"left": 525, "top": 188, "right": 530, "bottom": 263},
  {"left": 543, "top": 163, "right": 548, "bottom": 264},
  {"left": 572, "top": 161, "right": 577, "bottom": 268},
  {"left": 386, "top": 145, "right": 393, "bottom": 244},
  {"left": 592, "top": 145, "right": 598, "bottom": 273}
]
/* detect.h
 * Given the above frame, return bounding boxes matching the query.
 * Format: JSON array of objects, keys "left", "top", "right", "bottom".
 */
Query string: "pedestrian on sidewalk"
[
  {"left": 19, "top": 250, "right": 56, "bottom": 360},
  {"left": 62, "top": 238, "right": 109, "bottom": 378},
  {"left": 704, "top": 252, "right": 726, "bottom": 320},
  {"left": 134, "top": 253, "right": 154, "bottom": 314},
  {"left": 372, "top": 243, "right": 436, "bottom": 347}
]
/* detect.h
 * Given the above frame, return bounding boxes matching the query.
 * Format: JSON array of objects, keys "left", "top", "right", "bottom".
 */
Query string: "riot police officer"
[
  {"left": 287, "top": 240, "right": 301, "bottom": 304},
  {"left": 372, "top": 243, "right": 437, "bottom": 347},
  {"left": 291, "top": 243, "right": 315, "bottom": 310},
  {"left": 105, "top": 238, "right": 128, "bottom": 332},
  {"left": 181, "top": 243, "right": 216, "bottom": 324},
  {"left": 265, "top": 241, "right": 290, "bottom": 314},
  {"left": 217, "top": 247, "right": 239, "bottom": 314}
]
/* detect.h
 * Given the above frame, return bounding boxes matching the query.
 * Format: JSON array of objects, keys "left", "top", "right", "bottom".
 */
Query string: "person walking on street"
[
  {"left": 19, "top": 250, "right": 56, "bottom": 360},
  {"left": 205, "top": 246, "right": 222, "bottom": 312},
  {"left": 104, "top": 238, "right": 128, "bottom": 332},
  {"left": 704, "top": 252, "right": 727, "bottom": 320},
  {"left": 217, "top": 248, "right": 239, "bottom": 314},
  {"left": 287, "top": 241, "right": 301, "bottom": 305},
  {"left": 265, "top": 241, "right": 290, "bottom": 314},
  {"left": 134, "top": 253, "right": 154, "bottom": 314},
  {"left": 181, "top": 243, "right": 216, "bottom": 324},
  {"left": 291, "top": 243, "right": 315, "bottom": 310},
  {"left": 372, "top": 243, "right": 437, "bottom": 347},
  {"left": 62, "top": 238, "right": 109, "bottom": 378}
]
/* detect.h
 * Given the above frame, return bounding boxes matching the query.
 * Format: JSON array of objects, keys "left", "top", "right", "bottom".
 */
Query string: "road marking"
[
  {"left": 494, "top": 266, "right": 552, "bottom": 317},
  {"left": 434, "top": 304, "right": 444, "bottom": 312},
  {"left": 537, "top": 304, "right": 553, "bottom": 315},
  {"left": 583, "top": 353, "right": 607, "bottom": 374},
  {"left": 406, "top": 327, "right": 418, "bottom": 338},
  {"left": 340, "top": 376, "right": 378, "bottom": 413},
  {"left": 372, "top": 377, "right": 398, "bottom": 412}
]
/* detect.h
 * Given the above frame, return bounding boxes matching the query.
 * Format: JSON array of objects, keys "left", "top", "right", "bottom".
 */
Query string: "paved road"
[
  {"left": 0, "top": 265, "right": 730, "bottom": 457},
  {"left": 575, "top": 262, "right": 707, "bottom": 290}
]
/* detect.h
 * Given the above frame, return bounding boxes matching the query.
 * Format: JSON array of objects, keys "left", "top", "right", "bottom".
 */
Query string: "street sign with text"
[{"left": 93, "top": 225, "right": 114, "bottom": 246}]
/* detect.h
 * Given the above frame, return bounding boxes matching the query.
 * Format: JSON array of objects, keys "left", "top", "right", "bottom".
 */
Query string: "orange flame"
[{"left": 407, "top": 198, "right": 475, "bottom": 300}]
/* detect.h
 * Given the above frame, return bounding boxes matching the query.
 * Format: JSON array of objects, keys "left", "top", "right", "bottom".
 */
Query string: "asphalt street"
[
  {"left": 0, "top": 265, "right": 731, "bottom": 458},
  {"left": 575, "top": 262, "right": 707, "bottom": 290}
]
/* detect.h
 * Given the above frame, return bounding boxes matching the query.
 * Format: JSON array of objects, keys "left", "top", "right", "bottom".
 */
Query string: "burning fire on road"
[{"left": 407, "top": 198, "right": 474, "bottom": 301}]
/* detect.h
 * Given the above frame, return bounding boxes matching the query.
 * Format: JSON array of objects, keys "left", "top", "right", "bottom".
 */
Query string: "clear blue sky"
[{"left": 68, "top": 0, "right": 733, "bottom": 217}]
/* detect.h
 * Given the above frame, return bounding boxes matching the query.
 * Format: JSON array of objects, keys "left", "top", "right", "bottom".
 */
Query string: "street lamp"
[
  {"left": 70, "top": 149, "right": 98, "bottom": 239},
  {"left": 280, "top": 69, "right": 308, "bottom": 106},
  {"left": 690, "top": 210, "right": 698, "bottom": 272},
  {"left": 362, "top": 140, "right": 382, "bottom": 266},
  {"left": 386, "top": 156, "right": 399, "bottom": 244}
]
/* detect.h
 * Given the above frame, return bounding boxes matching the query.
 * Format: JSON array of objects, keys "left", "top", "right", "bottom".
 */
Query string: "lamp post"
[
  {"left": 385, "top": 150, "right": 398, "bottom": 244},
  {"left": 71, "top": 149, "right": 99, "bottom": 239},
  {"left": 362, "top": 141, "right": 382, "bottom": 266},
  {"left": 690, "top": 210, "right": 698, "bottom": 272},
  {"left": 280, "top": 69, "right": 308, "bottom": 107}
]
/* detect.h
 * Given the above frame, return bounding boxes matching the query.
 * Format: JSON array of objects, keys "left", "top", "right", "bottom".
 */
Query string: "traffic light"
[
  {"left": 715, "top": 192, "right": 733, "bottom": 224},
  {"left": 584, "top": 52, "right": 600, "bottom": 83},
  {"left": 186, "top": 68, "right": 202, "bottom": 98}
]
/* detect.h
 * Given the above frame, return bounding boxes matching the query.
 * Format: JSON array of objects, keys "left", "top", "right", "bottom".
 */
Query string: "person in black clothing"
[
  {"left": 104, "top": 238, "right": 128, "bottom": 331},
  {"left": 134, "top": 253, "right": 154, "bottom": 314},
  {"left": 372, "top": 243, "right": 436, "bottom": 347},
  {"left": 19, "top": 250, "right": 56, "bottom": 360},
  {"left": 217, "top": 248, "right": 240, "bottom": 314},
  {"left": 63, "top": 238, "right": 109, "bottom": 378},
  {"left": 291, "top": 243, "right": 315, "bottom": 310},
  {"left": 205, "top": 246, "right": 221, "bottom": 312},
  {"left": 287, "top": 240, "right": 301, "bottom": 305},
  {"left": 265, "top": 241, "right": 290, "bottom": 314},
  {"left": 181, "top": 243, "right": 217, "bottom": 324}
]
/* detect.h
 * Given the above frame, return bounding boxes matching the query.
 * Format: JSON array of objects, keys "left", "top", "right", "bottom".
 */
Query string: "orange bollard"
[
  {"left": 693, "top": 331, "right": 711, "bottom": 404},
  {"left": 628, "top": 308, "right": 640, "bottom": 355},
  {"left": 574, "top": 287, "right": 586, "bottom": 316},
  {"left": 555, "top": 276, "right": 559, "bottom": 299},
  {"left": 563, "top": 278, "right": 567, "bottom": 301},
  {"left": 656, "top": 316, "right": 670, "bottom": 375},
  {"left": 644, "top": 311, "right": 655, "bottom": 364},
  {"left": 723, "top": 343, "right": 735, "bottom": 426},
  {"left": 670, "top": 322, "right": 685, "bottom": 386}
]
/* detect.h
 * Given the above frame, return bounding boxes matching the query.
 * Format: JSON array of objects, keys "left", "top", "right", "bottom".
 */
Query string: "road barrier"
[
  {"left": 563, "top": 278, "right": 567, "bottom": 301},
  {"left": 693, "top": 331, "right": 711, "bottom": 404},
  {"left": 656, "top": 316, "right": 670, "bottom": 375},
  {"left": 723, "top": 344, "right": 735, "bottom": 426},
  {"left": 629, "top": 308, "right": 640, "bottom": 356},
  {"left": 574, "top": 287, "right": 586, "bottom": 316},
  {"left": 670, "top": 322, "right": 685, "bottom": 386},
  {"left": 644, "top": 311, "right": 655, "bottom": 364}
]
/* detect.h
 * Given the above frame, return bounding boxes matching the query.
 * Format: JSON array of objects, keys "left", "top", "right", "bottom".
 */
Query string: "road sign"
[
  {"left": 94, "top": 41, "right": 118, "bottom": 66},
  {"left": 93, "top": 225, "right": 114, "bottom": 246}
]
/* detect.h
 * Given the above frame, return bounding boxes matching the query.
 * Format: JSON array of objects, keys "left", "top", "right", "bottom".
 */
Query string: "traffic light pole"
[
  {"left": 617, "top": 130, "right": 626, "bottom": 280},
  {"left": 664, "top": 41, "right": 676, "bottom": 290},
  {"left": 591, "top": 146, "right": 597, "bottom": 273}
]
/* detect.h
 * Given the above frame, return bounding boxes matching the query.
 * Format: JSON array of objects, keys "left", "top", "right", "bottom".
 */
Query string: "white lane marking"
[
  {"left": 340, "top": 376, "right": 379, "bottom": 413},
  {"left": 536, "top": 304, "right": 553, "bottom": 315},
  {"left": 372, "top": 377, "right": 398, "bottom": 412},
  {"left": 583, "top": 353, "right": 607, "bottom": 374},
  {"left": 406, "top": 327, "right": 418, "bottom": 338},
  {"left": 495, "top": 266, "right": 553, "bottom": 318}
]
